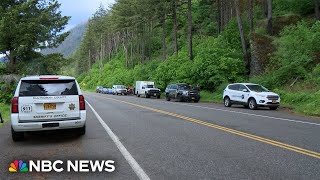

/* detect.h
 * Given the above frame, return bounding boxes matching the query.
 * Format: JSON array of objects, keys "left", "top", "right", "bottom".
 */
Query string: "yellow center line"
[{"left": 88, "top": 93, "right": 320, "bottom": 159}]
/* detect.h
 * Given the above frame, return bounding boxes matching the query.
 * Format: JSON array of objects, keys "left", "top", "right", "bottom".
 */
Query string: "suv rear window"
[{"left": 19, "top": 80, "right": 78, "bottom": 96}]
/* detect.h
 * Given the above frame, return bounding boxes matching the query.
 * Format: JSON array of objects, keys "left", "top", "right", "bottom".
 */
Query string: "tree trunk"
[
  {"left": 262, "top": 0, "right": 268, "bottom": 18},
  {"left": 141, "top": 30, "right": 145, "bottom": 63},
  {"left": 123, "top": 31, "right": 128, "bottom": 68},
  {"left": 249, "top": 0, "right": 254, "bottom": 33},
  {"left": 161, "top": 16, "right": 167, "bottom": 61},
  {"left": 8, "top": 53, "right": 17, "bottom": 73},
  {"left": 88, "top": 49, "right": 91, "bottom": 79},
  {"left": 315, "top": 0, "right": 320, "bottom": 20},
  {"left": 267, "top": 0, "right": 273, "bottom": 35},
  {"left": 217, "top": 0, "right": 221, "bottom": 34},
  {"left": 187, "top": 0, "right": 193, "bottom": 60},
  {"left": 130, "top": 32, "right": 133, "bottom": 68},
  {"left": 100, "top": 34, "right": 103, "bottom": 79},
  {"left": 235, "top": 0, "right": 250, "bottom": 74},
  {"left": 148, "top": 21, "right": 152, "bottom": 60},
  {"left": 173, "top": 0, "right": 179, "bottom": 55}
]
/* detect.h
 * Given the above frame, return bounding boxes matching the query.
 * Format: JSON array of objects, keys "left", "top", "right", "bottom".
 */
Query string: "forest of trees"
[{"left": 71, "top": 0, "right": 319, "bottom": 116}]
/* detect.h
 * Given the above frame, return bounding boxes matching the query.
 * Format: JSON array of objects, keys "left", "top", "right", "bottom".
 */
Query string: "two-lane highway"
[{"left": 0, "top": 92, "right": 319, "bottom": 179}]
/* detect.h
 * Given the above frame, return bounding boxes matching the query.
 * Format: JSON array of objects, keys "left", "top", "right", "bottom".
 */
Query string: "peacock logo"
[{"left": 9, "top": 160, "right": 29, "bottom": 172}]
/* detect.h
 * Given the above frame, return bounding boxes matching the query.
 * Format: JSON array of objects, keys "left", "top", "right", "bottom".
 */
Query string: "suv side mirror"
[{"left": 242, "top": 89, "right": 249, "bottom": 92}]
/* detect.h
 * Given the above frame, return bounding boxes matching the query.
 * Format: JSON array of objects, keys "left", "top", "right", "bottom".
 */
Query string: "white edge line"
[
  {"left": 178, "top": 103, "right": 320, "bottom": 126},
  {"left": 86, "top": 100, "right": 151, "bottom": 180}
]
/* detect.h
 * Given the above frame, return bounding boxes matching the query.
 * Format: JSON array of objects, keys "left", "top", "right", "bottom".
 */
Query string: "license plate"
[
  {"left": 272, "top": 100, "right": 276, "bottom": 103},
  {"left": 44, "top": 103, "right": 56, "bottom": 110},
  {"left": 154, "top": 93, "right": 157, "bottom": 96},
  {"left": 192, "top": 97, "right": 195, "bottom": 100},
  {"left": 42, "top": 123, "right": 59, "bottom": 128}
]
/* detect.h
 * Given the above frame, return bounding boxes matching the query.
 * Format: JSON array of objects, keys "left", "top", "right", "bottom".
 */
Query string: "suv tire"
[
  {"left": 77, "top": 125, "right": 86, "bottom": 136},
  {"left": 248, "top": 98, "right": 258, "bottom": 110},
  {"left": 166, "top": 94, "right": 171, "bottom": 101},
  {"left": 11, "top": 127, "right": 24, "bottom": 141},
  {"left": 224, "top": 97, "right": 232, "bottom": 107}
]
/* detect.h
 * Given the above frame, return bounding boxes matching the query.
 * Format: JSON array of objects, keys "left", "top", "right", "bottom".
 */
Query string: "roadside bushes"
[
  {"left": 154, "top": 49, "right": 194, "bottom": 89},
  {"left": 259, "top": 21, "right": 320, "bottom": 89},
  {"left": 193, "top": 36, "right": 245, "bottom": 90},
  {"left": 275, "top": 89, "right": 320, "bottom": 116}
]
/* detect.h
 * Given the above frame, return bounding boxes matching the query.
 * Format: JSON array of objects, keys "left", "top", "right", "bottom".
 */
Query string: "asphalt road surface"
[{"left": 0, "top": 92, "right": 319, "bottom": 179}]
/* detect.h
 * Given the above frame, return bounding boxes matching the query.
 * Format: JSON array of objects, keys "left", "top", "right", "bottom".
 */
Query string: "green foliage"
[
  {"left": 193, "top": 37, "right": 245, "bottom": 90},
  {"left": 273, "top": 0, "right": 314, "bottom": 16},
  {"left": 154, "top": 50, "right": 194, "bottom": 89},
  {"left": 0, "top": 103, "right": 10, "bottom": 127},
  {"left": 0, "top": 0, "right": 70, "bottom": 73},
  {"left": 193, "top": 0, "right": 217, "bottom": 36},
  {"left": 0, "top": 82, "right": 15, "bottom": 104},
  {"left": 260, "top": 21, "right": 320, "bottom": 88},
  {"left": 275, "top": 89, "right": 320, "bottom": 116},
  {"left": 219, "top": 19, "right": 248, "bottom": 51}
]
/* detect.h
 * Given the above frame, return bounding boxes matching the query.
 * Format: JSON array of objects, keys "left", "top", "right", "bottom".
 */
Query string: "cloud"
[{"left": 57, "top": 0, "right": 115, "bottom": 30}]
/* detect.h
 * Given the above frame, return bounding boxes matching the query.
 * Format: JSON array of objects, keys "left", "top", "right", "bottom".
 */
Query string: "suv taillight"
[
  {"left": 11, "top": 97, "right": 19, "bottom": 113},
  {"left": 79, "top": 95, "right": 85, "bottom": 110}
]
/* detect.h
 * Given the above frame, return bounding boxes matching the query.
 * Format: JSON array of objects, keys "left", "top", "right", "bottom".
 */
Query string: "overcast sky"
[{"left": 57, "top": 0, "right": 115, "bottom": 31}]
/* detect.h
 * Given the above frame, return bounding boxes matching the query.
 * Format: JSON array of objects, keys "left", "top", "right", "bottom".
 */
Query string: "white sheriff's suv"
[
  {"left": 223, "top": 83, "right": 280, "bottom": 110},
  {"left": 10, "top": 75, "right": 86, "bottom": 141}
]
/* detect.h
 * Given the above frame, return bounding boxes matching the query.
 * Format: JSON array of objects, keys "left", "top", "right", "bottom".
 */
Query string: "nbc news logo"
[
  {"left": 9, "top": 159, "right": 115, "bottom": 173},
  {"left": 9, "top": 160, "right": 28, "bottom": 172}
]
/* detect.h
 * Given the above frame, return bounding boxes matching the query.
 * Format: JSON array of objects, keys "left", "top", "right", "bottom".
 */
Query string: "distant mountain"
[{"left": 41, "top": 22, "right": 87, "bottom": 57}]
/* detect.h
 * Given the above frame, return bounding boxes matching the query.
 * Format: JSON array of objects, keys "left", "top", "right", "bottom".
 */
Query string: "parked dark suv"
[{"left": 165, "top": 83, "right": 200, "bottom": 103}]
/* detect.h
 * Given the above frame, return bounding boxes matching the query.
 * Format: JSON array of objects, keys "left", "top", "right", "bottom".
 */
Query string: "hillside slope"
[{"left": 41, "top": 22, "right": 87, "bottom": 57}]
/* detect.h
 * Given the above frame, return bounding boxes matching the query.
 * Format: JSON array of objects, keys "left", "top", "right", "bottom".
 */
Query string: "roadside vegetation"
[
  {"left": 0, "top": 0, "right": 71, "bottom": 127},
  {"left": 72, "top": 0, "right": 320, "bottom": 116},
  {"left": 0, "top": 103, "right": 10, "bottom": 127}
]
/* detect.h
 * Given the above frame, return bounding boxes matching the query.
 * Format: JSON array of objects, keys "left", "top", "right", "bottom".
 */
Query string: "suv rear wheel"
[
  {"left": 248, "top": 98, "right": 258, "bottom": 110},
  {"left": 11, "top": 127, "right": 24, "bottom": 141},
  {"left": 166, "top": 94, "right": 171, "bottom": 101},
  {"left": 224, "top": 97, "right": 232, "bottom": 107},
  {"left": 77, "top": 125, "right": 86, "bottom": 136}
]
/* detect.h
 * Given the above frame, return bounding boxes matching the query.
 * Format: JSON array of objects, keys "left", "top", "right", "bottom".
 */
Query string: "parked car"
[
  {"left": 136, "top": 81, "right": 161, "bottom": 98},
  {"left": 101, "top": 87, "right": 109, "bottom": 94},
  {"left": 223, "top": 83, "right": 280, "bottom": 110},
  {"left": 96, "top": 86, "right": 103, "bottom": 93},
  {"left": 101, "top": 87, "right": 113, "bottom": 94},
  {"left": 112, "top": 85, "right": 127, "bottom": 95},
  {"left": 165, "top": 83, "right": 200, "bottom": 102},
  {"left": 11, "top": 75, "right": 86, "bottom": 141}
]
